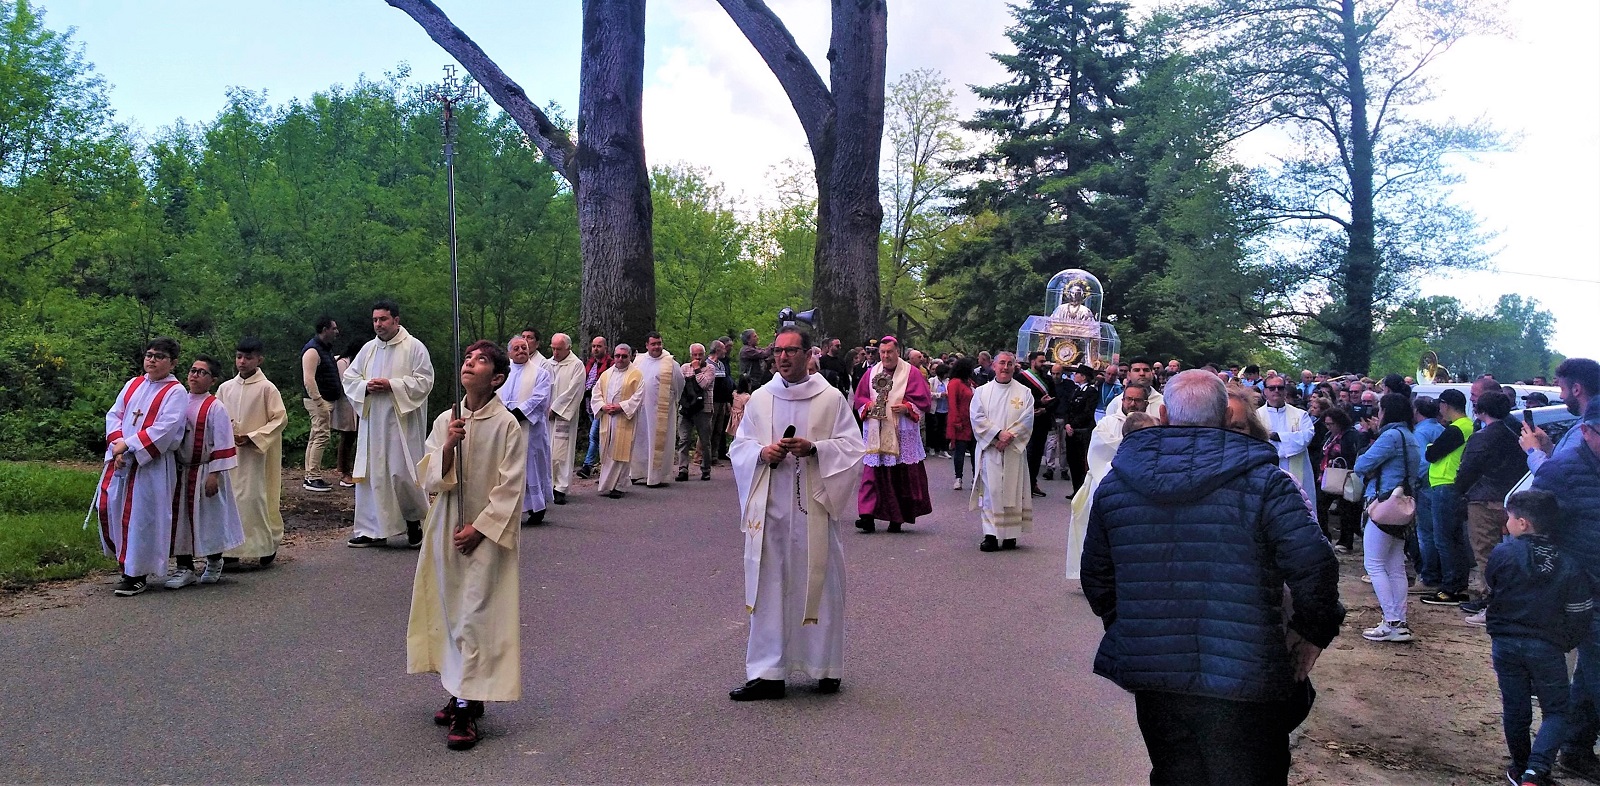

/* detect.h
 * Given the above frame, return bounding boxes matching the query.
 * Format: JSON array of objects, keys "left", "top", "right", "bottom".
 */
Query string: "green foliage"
[
  {"left": 0, "top": 462, "right": 112, "bottom": 587},
  {"left": 1365, "top": 295, "right": 1560, "bottom": 382}
]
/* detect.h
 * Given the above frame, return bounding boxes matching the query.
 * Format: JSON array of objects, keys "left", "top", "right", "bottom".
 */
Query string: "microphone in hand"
[{"left": 771, "top": 425, "right": 796, "bottom": 467}]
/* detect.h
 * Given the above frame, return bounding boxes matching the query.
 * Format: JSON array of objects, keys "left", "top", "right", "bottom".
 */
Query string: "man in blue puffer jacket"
[{"left": 1081, "top": 371, "right": 1345, "bottom": 785}]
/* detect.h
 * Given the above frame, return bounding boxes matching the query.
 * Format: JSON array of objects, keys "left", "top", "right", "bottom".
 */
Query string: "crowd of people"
[{"left": 90, "top": 308, "right": 1600, "bottom": 782}]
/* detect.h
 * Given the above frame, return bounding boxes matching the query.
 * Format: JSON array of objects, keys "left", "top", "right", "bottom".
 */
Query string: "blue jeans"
[
  {"left": 584, "top": 414, "right": 601, "bottom": 466},
  {"left": 1494, "top": 634, "right": 1572, "bottom": 776},
  {"left": 1426, "top": 484, "right": 1472, "bottom": 594},
  {"left": 1564, "top": 616, "right": 1600, "bottom": 760},
  {"left": 1412, "top": 485, "right": 1440, "bottom": 586}
]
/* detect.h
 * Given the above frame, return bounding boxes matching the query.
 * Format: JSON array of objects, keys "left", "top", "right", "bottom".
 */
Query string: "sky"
[{"left": 33, "top": 0, "right": 1600, "bottom": 359}]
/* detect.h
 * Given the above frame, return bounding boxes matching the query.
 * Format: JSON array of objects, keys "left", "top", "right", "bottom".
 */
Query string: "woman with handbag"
[
  {"left": 1318, "top": 406, "right": 1360, "bottom": 552},
  {"left": 1354, "top": 393, "right": 1427, "bottom": 643}
]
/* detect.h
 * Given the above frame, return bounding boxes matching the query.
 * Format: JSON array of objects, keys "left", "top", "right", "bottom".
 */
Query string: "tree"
[
  {"left": 880, "top": 69, "right": 965, "bottom": 344},
  {"left": 1181, "top": 0, "right": 1503, "bottom": 372},
  {"left": 714, "top": 0, "right": 887, "bottom": 345},
  {"left": 1370, "top": 294, "right": 1559, "bottom": 382},
  {"left": 650, "top": 164, "right": 749, "bottom": 347},
  {"left": 384, "top": 0, "right": 655, "bottom": 347}
]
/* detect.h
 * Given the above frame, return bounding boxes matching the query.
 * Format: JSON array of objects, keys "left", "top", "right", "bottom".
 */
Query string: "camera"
[{"left": 1350, "top": 403, "right": 1373, "bottom": 418}]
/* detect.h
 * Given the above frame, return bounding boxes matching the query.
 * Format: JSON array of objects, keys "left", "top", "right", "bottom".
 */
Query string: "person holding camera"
[{"left": 676, "top": 343, "right": 717, "bottom": 482}]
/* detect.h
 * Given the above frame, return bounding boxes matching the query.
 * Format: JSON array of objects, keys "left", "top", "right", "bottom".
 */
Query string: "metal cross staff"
[{"left": 425, "top": 65, "right": 479, "bottom": 535}]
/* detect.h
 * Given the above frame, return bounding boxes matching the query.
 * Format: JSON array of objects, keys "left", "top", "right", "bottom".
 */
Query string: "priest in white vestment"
[
  {"left": 342, "top": 302, "right": 434, "bottom": 547},
  {"left": 501, "top": 337, "right": 554, "bottom": 524},
  {"left": 629, "top": 332, "right": 684, "bottom": 487},
  {"left": 167, "top": 355, "right": 246, "bottom": 588},
  {"left": 729, "top": 327, "right": 864, "bottom": 701},
  {"left": 407, "top": 340, "right": 527, "bottom": 751},
  {"left": 1258, "top": 374, "right": 1316, "bottom": 495},
  {"left": 543, "top": 333, "right": 585, "bottom": 504},
  {"left": 218, "top": 340, "right": 287, "bottom": 564},
  {"left": 592, "top": 344, "right": 645, "bottom": 497},
  {"left": 970, "top": 352, "right": 1035, "bottom": 552},
  {"left": 1067, "top": 382, "right": 1153, "bottom": 579},
  {"left": 96, "top": 338, "right": 188, "bottom": 596}
]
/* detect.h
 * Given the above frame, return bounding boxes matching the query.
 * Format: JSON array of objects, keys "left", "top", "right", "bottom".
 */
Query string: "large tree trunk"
[
  {"left": 577, "top": 0, "right": 656, "bottom": 346},
  {"left": 818, "top": 0, "right": 887, "bottom": 345},
  {"left": 1336, "top": 0, "right": 1376, "bottom": 373},
  {"left": 716, "top": 0, "right": 886, "bottom": 346}
]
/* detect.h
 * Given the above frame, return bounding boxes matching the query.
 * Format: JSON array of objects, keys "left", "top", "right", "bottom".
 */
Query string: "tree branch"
[
  {"left": 714, "top": 0, "right": 836, "bottom": 154},
  {"left": 385, "top": 0, "right": 579, "bottom": 186}
]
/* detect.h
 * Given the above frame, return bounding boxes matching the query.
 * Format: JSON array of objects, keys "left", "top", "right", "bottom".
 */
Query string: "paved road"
[{"left": 1, "top": 457, "right": 1145, "bottom": 784}]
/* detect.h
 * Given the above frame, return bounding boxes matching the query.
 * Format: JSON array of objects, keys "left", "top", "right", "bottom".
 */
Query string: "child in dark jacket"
[{"left": 1488, "top": 489, "right": 1594, "bottom": 786}]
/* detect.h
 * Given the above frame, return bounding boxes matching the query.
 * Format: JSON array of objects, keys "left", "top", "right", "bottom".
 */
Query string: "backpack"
[{"left": 680, "top": 373, "right": 705, "bottom": 417}]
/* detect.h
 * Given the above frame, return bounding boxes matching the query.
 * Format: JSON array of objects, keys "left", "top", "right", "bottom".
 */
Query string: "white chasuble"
[
  {"left": 1260, "top": 403, "right": 1316, "bottom": 495},
  {"left": 501, "top": 360, "right": 554, "bottom": 514},
  {"left": 172, "top": 392, "right": 246, "bottom": 557},
  {"left": 217, "top": 371, "right": 287, "bottom": 559},
  {"left": 731, "top": 374, "right": 864, "bottom": 682},
  {"left": 407, "top": 396, "right": 527, "bottom": 702},
  {"left": 95, "top": 374, "right": 187, "bottom": 577},
  {"left": 969, "top": 379, "right": 1035, "bottom": 538},
  {"left": 629, "top": 351, "right": 684, "bottom": 485},
  {"left": 543, "top": 352, "right": 585, "bottom": 493},
  {"left": 1067, "top": 408, "right": 1128, "bottom": 580},
  {"left": 592, "top": 365, "right": 644, "bottom": 493},
  {"left": 343, "top": 326, "right": 434, "bottom": 539}
]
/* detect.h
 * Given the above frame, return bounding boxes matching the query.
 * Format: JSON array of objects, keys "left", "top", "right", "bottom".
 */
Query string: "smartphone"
[
  {"left": 1350, "top": 403, "right": 1371, "bottom": 418},
  {"left": 1522, "top": 408, "right": 1535, "bottom": 429}
]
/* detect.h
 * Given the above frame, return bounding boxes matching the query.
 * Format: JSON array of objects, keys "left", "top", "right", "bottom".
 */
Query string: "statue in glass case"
[{"left": 1016, "top": 269, "right": 1120, "bottom": 371}]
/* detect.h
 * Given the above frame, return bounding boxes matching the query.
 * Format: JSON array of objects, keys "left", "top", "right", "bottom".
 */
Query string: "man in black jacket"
[
  {"left": 1082, "top": 370, "right": 1344, "bottom": 785},
  {"left": 1456, "top": 391, "right": 1531, "bottom": 616},
  {"left": 1057, "top": 363, "right": 1099, "bottom": 494},
  {"left": 1016, "top": 352, "right": 1055, "bottom": 497}
]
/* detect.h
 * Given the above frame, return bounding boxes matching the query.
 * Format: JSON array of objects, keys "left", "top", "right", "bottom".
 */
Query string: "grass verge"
[{"left": 0, "top": 462, "right": 115, "bottom": 588}]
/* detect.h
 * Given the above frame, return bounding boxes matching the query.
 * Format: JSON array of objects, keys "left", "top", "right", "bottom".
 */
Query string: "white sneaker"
[
  {"left": 1464, "top": 609, "right": 1487, "bottom": 627},
  {"left": 952, "top": 478, "right": 962, "bottom": 490},
  {"left": 199, "top": 558, "right": 223, "bottom": 584},
  {"left": 164, "top": 569, "right": 198, "bottom": 590},
  {"left": 1362, "top": 621, "right": 1414, "bottom": 642}
]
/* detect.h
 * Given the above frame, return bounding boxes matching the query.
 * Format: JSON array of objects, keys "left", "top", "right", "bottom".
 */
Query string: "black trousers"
[
  {"left": 1133, "top": 685, "right": 1314, "bottom": 786},
  {"left": 1063, "top": 431, "right": 1090, "bottom": 488},
  {"left": 1026, "top": 416, "right": 1052, "bottom": 488}
]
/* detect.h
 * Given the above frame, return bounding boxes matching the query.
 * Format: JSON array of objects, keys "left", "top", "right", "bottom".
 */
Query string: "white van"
[{"left": 1409, "top": 382, "right": 1564, "bottom": 419}]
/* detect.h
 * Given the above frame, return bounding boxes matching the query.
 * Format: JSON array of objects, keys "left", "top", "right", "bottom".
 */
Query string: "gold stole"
[
  {"left": 651, "top": 351, "right": 676, "bottom": 470},
  {"left": 599, "top": 367, "right": 642, "bottom": 463},
  {"left": 742, "top": 386, "right": 834, "bottom": 624},
  {"left": 863, "top": 361, "right": 910, "bottom": 458}
]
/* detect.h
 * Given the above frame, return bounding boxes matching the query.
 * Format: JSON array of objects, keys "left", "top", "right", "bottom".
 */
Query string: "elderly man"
[
  {"left": 1067, "top": 381, "right": 1152, "bottom": 579},
  {"left": 853, "top": 336, "right": 934, "bottom": 533},
  {"left": 729, "top": 326, "right": 865, "bottom": 701},
  {"left": 973, "top": 351, "right": 996, "bottom": 386},
  {"left": 631, "top": 332, "right": 684, "bottom": 487},
  {"left": 591, "top": 343, "right": 644, "bottom": 498},
  {"left": 677, "top": 342, "right": 718, "bottom": 482},
  {"left": 543, "top": 334, "right": 584, "bottom": 505},
  {"left": 501, "top": 336, "right": 554, "bottom": 525},
  {"left": 342, "top": 300, "right": 434, "bottom": 549},
  {"left": 1082, "top": 371, "right": 1344, "bottom": 784},
  {"left": 1259, "top": 373, "right": 1317, "bottom": 495},
  {"left": 970, "top": 351, "right": 1033, "bottom": 552}
]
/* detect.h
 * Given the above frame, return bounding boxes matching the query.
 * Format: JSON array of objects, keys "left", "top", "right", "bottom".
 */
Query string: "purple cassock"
[{"left": 852, "top": 363, "right": 934, "bottom": 527}]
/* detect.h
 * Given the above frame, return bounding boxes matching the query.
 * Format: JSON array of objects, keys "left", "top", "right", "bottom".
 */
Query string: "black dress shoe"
[
  {"left": 258, "top": 552, "right": 276, "bottom": 567},
  {"left": 701, "top": 469, "right": 711, "bottom": 481},
  {"left": 631, "top": 478, "right": 645, "bottom": 486},
  {"left": 604, "top": 490, "right": 624, "bottom": 499},
  {"left": 886, "top": 522, "right": 902, "bottom": 533},
  {"left": 856, "top": 517, "right": 876, "bottom": 533},
  {"left": 1041, "top": 468, "right": 1054, "bottom": 481},
  {"left": 406, "top": 521, "right": 424, "bottom": 549},
  {"left": 647, "top": 482, "right": 667, "bottom": 488},
  {"left": 980, "top": 535, "right": 1000, "bottom": 552},
  {"left": 675, "top": 470, "right": 689, "bottom": 482},
  {"left": 1001, "top": 538, "right": 1017, "bottom": 550},
  {"left": 553, "top": 491, "right": 567, "bottom": 505},
  {"left": 817, "top": 678, "right": 841, "bottom": 694},
  {"left": 524, "top": 509, "right": 546, "bottom": 526},
  {"left": 729, "top": 678, "right": 786, "bottom": 701},
  {"left": 1030, "top": 488, "right": 1046, "bottom": 498}
]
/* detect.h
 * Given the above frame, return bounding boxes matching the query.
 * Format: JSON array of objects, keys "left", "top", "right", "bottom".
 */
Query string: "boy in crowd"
[
  {"left": 1488, "top": 489, "right": 1593, "bottom": 786},
  {"left": 218, "top": 337, "right": 288, "bottom": 566},
  {"left": 407, "top": 340, "right": 528, "bottom": 751},
  {"left": 166, "top": 354, "right": 245, "bottom": 588}
]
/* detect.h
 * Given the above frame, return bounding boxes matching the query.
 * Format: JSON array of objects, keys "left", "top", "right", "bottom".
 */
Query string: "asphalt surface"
[{"left": 1, "top": 456, "right": 1146, "bottom": 784}]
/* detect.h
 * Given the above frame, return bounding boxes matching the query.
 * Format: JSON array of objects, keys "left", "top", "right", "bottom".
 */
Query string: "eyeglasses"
[
  {"left": 772, "top": 346, "right": 804, "bottom": 355},
  {"left": 1124, "top": 399, "right": 1148, "bottom": 405},
  {"left": 187, "top": 368, "right": 212, "bottom": 376},
  {"left": 144, "top": 352, "right": 170, "bottom": 360},
  {"left": 613, "top": 353, "right": 629, "bottom": 358},
  {"left": 1265, "top": 385, "right": 1286, "bottom": 391}
]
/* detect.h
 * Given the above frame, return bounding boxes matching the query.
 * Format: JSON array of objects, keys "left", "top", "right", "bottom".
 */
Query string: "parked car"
[{"left": 1409, "top": 382, "right": 1564, "bottom": 419}]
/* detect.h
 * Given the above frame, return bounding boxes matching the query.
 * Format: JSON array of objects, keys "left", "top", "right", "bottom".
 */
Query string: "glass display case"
[{"left": 1016, "top": 268, "right": 1121, "bottom": 370}]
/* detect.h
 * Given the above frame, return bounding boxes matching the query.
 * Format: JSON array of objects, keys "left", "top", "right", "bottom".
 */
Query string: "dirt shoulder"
[{"left": 1292, "top": 552, "right": 1510, "bottom": 784}]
